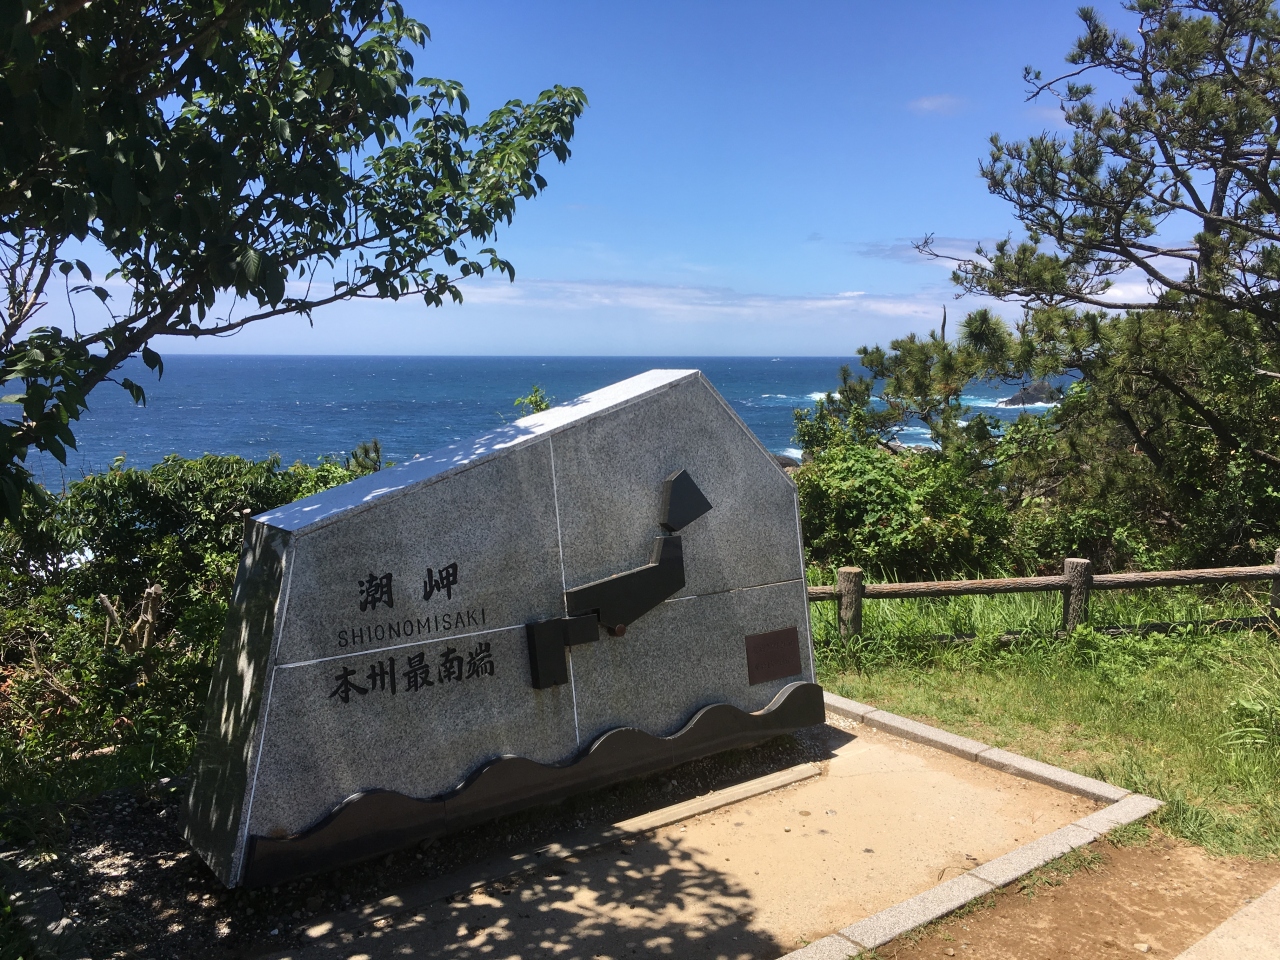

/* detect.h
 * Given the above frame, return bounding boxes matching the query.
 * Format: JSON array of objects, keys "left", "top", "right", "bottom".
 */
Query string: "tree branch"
[
  {"left": 27, "top": 0, "right": 92, "bottom": 36},
  {"left": 1107, "top": 400, "right": 1166, "bottom": 472}
]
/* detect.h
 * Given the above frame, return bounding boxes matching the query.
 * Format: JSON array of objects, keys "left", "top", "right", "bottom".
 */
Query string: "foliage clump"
[
  {"left": 796, "top": 437, "right": 1011, "bottom": 580},
  {"left": 0, "top": 451, "right": 365, "bottom": 815},
  {"left": 797, "top": 0, "right": 1280, "bottom": 578}
]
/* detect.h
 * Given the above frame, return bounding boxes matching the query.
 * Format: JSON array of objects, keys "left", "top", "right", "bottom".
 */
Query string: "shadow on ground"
[
  {"left": 287, "top": 832, "right": 785, "bottom": 959},
  {"left": 13, "top": 725, "right": 851, "bottom": 959}
]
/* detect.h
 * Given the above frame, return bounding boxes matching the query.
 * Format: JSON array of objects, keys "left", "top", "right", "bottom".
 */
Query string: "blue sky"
[{"left": 167, "top": 0, "right": 1128, "bottom": 356}]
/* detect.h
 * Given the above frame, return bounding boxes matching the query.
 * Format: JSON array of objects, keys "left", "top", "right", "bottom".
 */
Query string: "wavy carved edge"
[{"left": 240, "top": 680, "right": 824, "bottom": 887}]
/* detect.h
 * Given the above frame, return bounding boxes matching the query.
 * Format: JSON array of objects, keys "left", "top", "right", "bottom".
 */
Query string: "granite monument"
[{"left": 182, "top": 369, "right": 822, "bottom": 887}]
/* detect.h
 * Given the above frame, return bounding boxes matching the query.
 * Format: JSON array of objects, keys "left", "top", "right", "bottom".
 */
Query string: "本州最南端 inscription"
[{"left": 328, "top": 641, "right": 497, "bottom": 703}]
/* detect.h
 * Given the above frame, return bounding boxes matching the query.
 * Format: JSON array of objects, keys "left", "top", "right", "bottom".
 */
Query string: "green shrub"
[
  {"left": 1007, "top": 501, "right": 1165, "bottom": 574},
  {"left": 0, "top": 452, "right": 359, "bottom": 814},
  {"left": 795, "top": 440, "right": 1012, "bottom": 580}
]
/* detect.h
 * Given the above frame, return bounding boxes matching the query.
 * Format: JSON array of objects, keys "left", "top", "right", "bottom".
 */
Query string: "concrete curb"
[
  {"left": 840, "top": 873, "right": 996, "bottom": 949},
  {"left": 862, "top": 710, "right": 991, "bottom": 762},
  {"left": 783, "top": 692, "right": 1166, "bottom": 958},
  {"left": 978, "top": 748, "right": 1129, "bottom": 803}
]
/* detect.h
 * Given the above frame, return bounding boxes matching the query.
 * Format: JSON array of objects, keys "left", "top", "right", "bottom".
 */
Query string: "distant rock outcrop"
[
  {"left": 774, "top": 454, "right": 800, "bottom": 476},
  {"left": 998, "top": 382, "right": 1061, "bottom": 407}
]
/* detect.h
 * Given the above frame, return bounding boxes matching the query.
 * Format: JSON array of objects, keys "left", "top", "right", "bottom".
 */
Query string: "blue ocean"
[{"left": 21, "top": 356, "right": 1056, "bottom": 487}]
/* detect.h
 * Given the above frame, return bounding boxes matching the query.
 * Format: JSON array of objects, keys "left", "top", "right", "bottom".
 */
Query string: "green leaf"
[
  {"left": 39, "top": 66, "right": 76, "bottom": 108},
  {"left": 121, "top": 378, "right": 147, "bottom": 406},
  {"left": 111, "top": 167, "right": 137, "bottom": 220},
  {"left": 240, "top": 248, "right": 262, "bottom": 282},
  {"left": 45, "top": 435, "right": 67, "bottom": 463},
  {"left": 141, "top": 347, "right": 164, "bottom": 379}
]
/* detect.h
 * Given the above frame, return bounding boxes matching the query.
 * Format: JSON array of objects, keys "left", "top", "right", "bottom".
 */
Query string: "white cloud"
[
  {"left": 1024, "top": 102, "right": 1072, "bottom": 130},
  {"left": 145, "top": 276, "right": 989, "bottom": 356},
  {"left": 459, "top": 277, "right": 883, "bottom": 316},
  {"left": 854, "top": 235, "right": 988, "bottom": 265},
  {"left": 907, "top": 94, "right": 967, "bottom": 115},
  {"left": 1094, "top": 269, "right": 1165, "bottom": 306}
]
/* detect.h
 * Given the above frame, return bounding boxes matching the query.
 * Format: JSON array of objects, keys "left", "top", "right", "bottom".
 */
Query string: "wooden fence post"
[
  {"left": 1271, "top": 548, "right": 1280, "bottom": 621},
  {"left": 837, "top": 566, "right": 864, "bottom": 637},
  {"left": 1062, "top": 558, "right": 1092, "bottom": 633}
]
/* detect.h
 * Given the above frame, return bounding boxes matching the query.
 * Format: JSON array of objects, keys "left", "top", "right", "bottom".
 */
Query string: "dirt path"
[{"left": 871, "top": 831, "right": 1280, "bottom": 959}]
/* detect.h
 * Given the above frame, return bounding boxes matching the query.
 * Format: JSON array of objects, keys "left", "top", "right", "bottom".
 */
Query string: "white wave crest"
[{"left": 962, "top": 394, "right": 1059, "bottom": 410}]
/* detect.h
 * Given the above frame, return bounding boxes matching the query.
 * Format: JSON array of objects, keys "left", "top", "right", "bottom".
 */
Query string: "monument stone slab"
[{"left": 181, "top": 369, "right": 822, "bottom": 887}]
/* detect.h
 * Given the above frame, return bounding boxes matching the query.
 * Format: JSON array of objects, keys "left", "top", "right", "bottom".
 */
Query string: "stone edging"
[{"left": 781, "top": 692, "right": 1165, "bottom": 959}]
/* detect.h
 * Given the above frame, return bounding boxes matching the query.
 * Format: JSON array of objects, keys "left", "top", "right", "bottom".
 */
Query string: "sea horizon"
[{"left": 17, "top": 355, "right": 1053, "bottom": 489}]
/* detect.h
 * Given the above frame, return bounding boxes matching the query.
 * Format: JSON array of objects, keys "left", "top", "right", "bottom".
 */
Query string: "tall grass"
[{"left": 813, "top": 580, "right": 1280, "bottom": 857}]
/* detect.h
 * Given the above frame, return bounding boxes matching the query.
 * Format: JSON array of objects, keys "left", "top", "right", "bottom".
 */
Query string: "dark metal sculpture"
[
  {"left": 525, "top": 615, "right": 597, "bottom": 689},
  {"left": 565, "top": 535, "right": 685, "bottom": 635},
  {"left": 660, "top": 468, "right": 713, "bottom": 532},
  {"left": 525, "top": 470, "right": 713, "bottom": 688}
]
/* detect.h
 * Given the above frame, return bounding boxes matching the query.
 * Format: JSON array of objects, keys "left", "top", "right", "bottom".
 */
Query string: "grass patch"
[
  {"left": 1104, "top": 821, "right": 1153, "bottom": 848},
  {"left": 814, "top": 582, "right": 1280, "bottom": 858},
  {"left": 1017, "top": 845, "right": 1105, "bottom": 898}
]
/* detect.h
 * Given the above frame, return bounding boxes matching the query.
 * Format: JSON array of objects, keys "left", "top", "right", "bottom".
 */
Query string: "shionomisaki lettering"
[{"left": 335, "top": 608, "right": 487, "bottom": 648}]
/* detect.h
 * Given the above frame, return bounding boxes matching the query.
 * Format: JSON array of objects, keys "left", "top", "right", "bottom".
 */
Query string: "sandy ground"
[
  {"left": 870, "top": 831, "right": 1280, "bottom": 959},
  {"left": 24, "top": 715, "right": 1251, "bottom": 960},
  {"left": 13, "top": 722, "right": 842, "bottom": 958},
  {"left": 259, "top": 721, "right": 1097, "bottom": 959}
]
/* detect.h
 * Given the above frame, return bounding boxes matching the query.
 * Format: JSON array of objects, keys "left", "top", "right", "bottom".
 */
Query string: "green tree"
[
  {"left": 794, "top": 309, "right": 1018, "bottom": 478},
  {"left": 347, "top": 437, "right": 385, "bottom": 474},
  {"left": 0, "top": 0, "right": 586, "bottom": 522},
  {"left": 839, "top": 0, "right": 1280, "bottom": 567}
]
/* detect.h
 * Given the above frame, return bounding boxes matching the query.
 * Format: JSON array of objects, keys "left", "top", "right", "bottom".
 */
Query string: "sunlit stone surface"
[{"left": 181, "top": 370, "right": 814, "bottom": 886}]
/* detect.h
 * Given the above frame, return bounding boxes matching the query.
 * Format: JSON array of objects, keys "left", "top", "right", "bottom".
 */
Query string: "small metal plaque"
[{"left": 744, "top": 626, "right": 802, "bottom": 685}]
